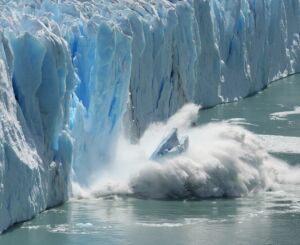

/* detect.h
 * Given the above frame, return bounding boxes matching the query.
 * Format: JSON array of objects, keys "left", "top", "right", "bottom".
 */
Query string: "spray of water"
[{"left": 72, "top": 104, "right": 300, "bottom": 200}]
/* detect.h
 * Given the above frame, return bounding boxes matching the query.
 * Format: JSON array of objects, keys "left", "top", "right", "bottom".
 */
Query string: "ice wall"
[
  {"left": 0, "top": 24, "right": 74, "bottom": 232},
  {"left": 66, "top": 0, "right": 300, "bottom": 184},
  {"left": 0, "top": 0, "right": 300, "bottom": 232},
  {"left": 128, "top": 0, "right": 300, "bottom": 135}
]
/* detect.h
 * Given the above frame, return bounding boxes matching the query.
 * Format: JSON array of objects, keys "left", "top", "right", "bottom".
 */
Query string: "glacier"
[{"left": 0, "top": 0, "right": 300, "bottom": 233}]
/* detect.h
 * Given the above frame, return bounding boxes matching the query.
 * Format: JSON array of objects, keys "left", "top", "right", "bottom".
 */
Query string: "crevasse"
[{"left": 0, "top": 0, "right": 300, "bottom": 233}]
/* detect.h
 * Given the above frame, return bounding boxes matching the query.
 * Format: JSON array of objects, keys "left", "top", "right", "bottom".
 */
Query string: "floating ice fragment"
[{"left": 150, "top": 128, "right": 189, "bottom": 161}]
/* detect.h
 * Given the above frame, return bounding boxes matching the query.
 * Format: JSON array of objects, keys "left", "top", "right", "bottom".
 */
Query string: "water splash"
[{"left": 72, "top": 104, "right": 300, "bottom": 200}]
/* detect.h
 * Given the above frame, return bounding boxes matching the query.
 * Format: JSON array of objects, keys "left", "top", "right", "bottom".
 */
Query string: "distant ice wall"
[
  {"left": 0, "top": 0, "right": 300, "bottom": 232},
  {"left": 127, "top": 0, "right": 300, "bottom": 135}
]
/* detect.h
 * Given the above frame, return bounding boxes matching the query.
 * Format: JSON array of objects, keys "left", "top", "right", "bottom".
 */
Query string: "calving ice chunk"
[
  {"left": 0, "top": 0, "right": 300, "bottom": 233},
  {"left": 150, "top": 128, "right": 189, "bottom": 161}
]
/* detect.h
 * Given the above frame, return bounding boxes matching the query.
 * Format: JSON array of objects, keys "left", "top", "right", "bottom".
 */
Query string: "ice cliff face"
[
  {"left": 0, "top": 0, "right": 300, "bottom": 232},
  {"left": 0, "top": 33, "right": 73, "bottom": 232}
]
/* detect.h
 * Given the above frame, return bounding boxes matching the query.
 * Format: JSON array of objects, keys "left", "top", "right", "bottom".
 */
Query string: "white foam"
[
  {"left": 137, "top": 218, "right": 207, "bottom": 228},
  {"left": 47, "top": 223, "right": 98, "bottom": 235},
  {"left": 258, "top": 135, "right": 300, "bottom": 154},
  {"left": 75, "top": 223, "right": 93, "bottom": 228},
  {"left": 21, "top": 225, "right": 40, "bottom": 230},
  {"left": 225, "top": 118, "right": 258, "bottom": 127},
  {"left": 270, "top": 106, "right": 300, "bottom": 120},
  {"left": 72, "top": 104, "right": 300, "bottom": 200},
  {"left": 137, "top": 222, "right": 185, "bottom": 228}
]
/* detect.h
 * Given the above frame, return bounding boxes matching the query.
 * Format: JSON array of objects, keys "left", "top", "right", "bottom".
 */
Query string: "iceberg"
[
  {"left": 150, "top": 128, "right": 189, "bottom": 161},
  {"left": 0, "top": 0, "right": 300, "bottom": 233}
]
